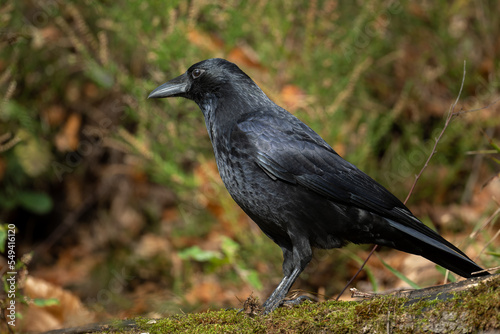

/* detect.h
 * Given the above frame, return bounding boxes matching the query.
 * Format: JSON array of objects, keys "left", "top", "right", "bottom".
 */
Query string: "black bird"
[{"left": 149, "top": 58, "right": 487, "bottom": 313}]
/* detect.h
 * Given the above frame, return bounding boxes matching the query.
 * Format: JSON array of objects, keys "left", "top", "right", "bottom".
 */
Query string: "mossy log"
[{"left": 44, "top": 273, "right": 499, "bottom": 334}]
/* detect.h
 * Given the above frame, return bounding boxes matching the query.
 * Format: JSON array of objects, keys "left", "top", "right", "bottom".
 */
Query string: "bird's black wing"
[
  {"left": 232, "top": 110, "right": 410, "bottom": 218},
  {"left": 231, "top": 110, "right": 472, "bottom": 260}
]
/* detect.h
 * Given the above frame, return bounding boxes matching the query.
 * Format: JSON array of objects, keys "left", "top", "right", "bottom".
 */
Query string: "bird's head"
[{"left": 148, "top": 58, "right": 258, "bottom": 104}]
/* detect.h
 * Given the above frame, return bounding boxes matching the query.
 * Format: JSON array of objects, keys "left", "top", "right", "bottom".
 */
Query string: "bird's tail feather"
[{"left": 386, "top": 219, "right": 488, "bottom": 278}]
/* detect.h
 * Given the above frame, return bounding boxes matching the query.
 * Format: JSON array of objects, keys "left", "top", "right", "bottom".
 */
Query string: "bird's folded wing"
[
  {"left": 232, "top": 111, "right": 470, "bottom": 258},
  {"left": 233, "top": 111, "right": 407, "bottom": 214}
]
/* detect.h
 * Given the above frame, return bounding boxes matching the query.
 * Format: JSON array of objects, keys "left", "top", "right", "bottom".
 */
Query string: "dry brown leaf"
[
  {"left": 332, "top": 142, "right": 346, "bottom": 157},
  {"left": 478, "top": 58, "right": 495, "bottom": 77},
  {"left": 162, "top": 207, "right": 179, "bottom": 222},
  {"left": 185, "top": 278, "right": 222, "bottom": 305},
  {"left": 227, "top": 46, "right": 265, "bottom": 72},
  {"left": 135, "top": 233, "right": 171, "bottom": 259},
  {"left": 185, "top": 276, "right": 253, "bottom": 307},
  {"left": 34, "top": 248, "right": 99, "bottom": 287},
  {"left": 280, "top": 84, "right": 306, "bottom": 112},
  {"left": 40, "top": 26, "right": 62, "bottom": 43},
  {"left": 55, "top": 113, "right": 81, "bottom": 151},
  {"left": 42, "top": 105, "right": 66, "bottom": 127},
  {"left": 408, "top": 3, "right": 428, "bottom": 19},
  {"left": 0, "top": 156, "right": 6, "bottom": 181},
  {"left": 65, "top": 81, "right": 81, "bottom": 103},
  {"left": 187, "top": 29, "right": 224, "bottom": 53},
  {"left": 84, "top": 82, "right": 99, "bottom": 99}
]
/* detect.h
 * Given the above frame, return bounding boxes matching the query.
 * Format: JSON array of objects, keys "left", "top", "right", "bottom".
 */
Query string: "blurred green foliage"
[
  {"left": 179, "top": 236, "right": 263, "bottom": 290},
  {"left": 0, "top": 0, "right": 499, "bottom": 320}
]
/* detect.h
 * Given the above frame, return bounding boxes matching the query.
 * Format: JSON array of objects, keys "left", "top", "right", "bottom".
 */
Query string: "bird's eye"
[{"left": 192, "top": 69, "right": 204, "bottom": 79}]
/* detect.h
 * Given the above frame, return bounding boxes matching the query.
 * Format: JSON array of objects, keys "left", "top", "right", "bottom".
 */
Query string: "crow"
[{"left": 148, "top": 58, "right": 488, "bottom": 314}]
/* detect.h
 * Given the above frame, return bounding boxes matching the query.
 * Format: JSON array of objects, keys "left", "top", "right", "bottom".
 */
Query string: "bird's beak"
[{"left": 148, "top": 72, "right": 189, "bottom": 99}]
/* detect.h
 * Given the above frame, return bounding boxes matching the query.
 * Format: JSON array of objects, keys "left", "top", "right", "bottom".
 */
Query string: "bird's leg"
[
  {"left": 262, "top": 241, "right": 312, "bottom": 314},
  {"left": 262, "top": 267, "right": 301, "bottom": 314}
]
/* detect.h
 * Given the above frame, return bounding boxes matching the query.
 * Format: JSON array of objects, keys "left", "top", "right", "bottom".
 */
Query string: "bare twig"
[
  {"left": 469, "top": 207, "right": 500, "bottom": 242},
  {"left": 472, "top": 266, "right": 500, "bottom": 276},
  {"left": 404, "top": 61, "right": 467, "bottom": 204},
  {"left": 452, "top": 96, "right": 500, "bottom": 116},
  {"left": 0, "top": 132, "right": 22, "bottom": 153},
  {"left": 350, "top": 287, "right": 379, "bottom": 299},
  {"left": 335, "top": 245, "right": 378, "bottom": 300}
]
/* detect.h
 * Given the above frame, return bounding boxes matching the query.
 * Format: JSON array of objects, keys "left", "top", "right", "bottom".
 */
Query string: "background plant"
[{"left": 0, "top": 0, "right": 499, "bottom": 329}]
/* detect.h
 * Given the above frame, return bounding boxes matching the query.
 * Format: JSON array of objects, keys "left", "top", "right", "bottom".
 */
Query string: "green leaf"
[
  {"left": 16, "top": 191, "right": 53, "bottom": 214},
  {"left": 0, "top": 192, "right": 18, "bottom": 211},
  {"left": 13, "top": 130, "right": 53, "bottom": 177},
  {"left": 178, "top": 246, "right": 222, "bottom": 262},
  {"left": 33, "top": 298, "right": 60, "bottom": 307},
  {"left": 221, "top": 236, "right": 239, "bottom": 260},
  {"left": 435, "top": 266, "right": 456, "bottom": 282},
  {"left": 0, "top": 101, "right": 36, "bottom": 134},
  {"left": 84, "top": 60, "right": 114, "bottom": 88},
  {"left": 0, "top": 225, "right": 6, "bottom": 253},
  {"left": 488, "top": 137, "right": 500, "bottom": 154},
  {"left": 486, "top": 251, "right": 500, "bottom": 258},
  {"left": 3, "top": 277, "right": 9, "bottom": 294},
  {"left": 245, "top": 269, "right": 263, "bottom": 290},
  {"left": 377, "top": 255, "right": 421, "bottom": 289}
]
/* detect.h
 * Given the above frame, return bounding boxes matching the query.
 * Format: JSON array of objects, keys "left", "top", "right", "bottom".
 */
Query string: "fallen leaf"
[
  {"left": 20, "top": 276, "right": 95, "bottom": 332},
  {"left": 280, "top": 84, "right": 306, "bottom": 111},
  {"left": 55, "top": 113, "right": 81, "bottom": 151},
  {"left": 187, "top": 29, "right": 224, "bottom": 53},
  {"left": 135, "top": 233, "right": 171, "bottom": 259},
  {"left": 43, "top": 105, "right": 66, "bottom": 127},
  {"left": 227, "top": 45, "right": 265, "bottom": 71}
]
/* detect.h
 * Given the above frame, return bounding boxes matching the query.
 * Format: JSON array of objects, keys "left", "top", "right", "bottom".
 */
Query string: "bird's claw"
[
  {"left": 282, "top": 295, "right": 312, "bottom": 307},
  {"left": 262, "top": 295, "right": 312, "bottom": 314}
]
